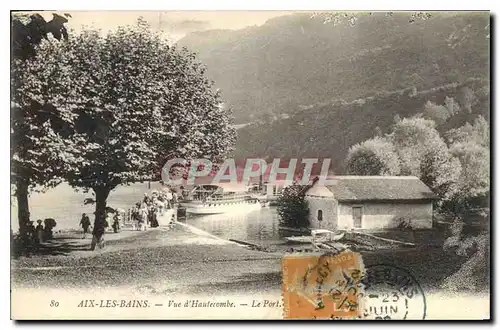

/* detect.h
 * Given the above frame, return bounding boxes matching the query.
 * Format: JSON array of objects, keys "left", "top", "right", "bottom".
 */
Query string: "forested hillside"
[
  {"left": 236, "top": 78, "right": 489, "bottom": 174},
  {"left": 178, "top": 12, "right": 489, "bottom": 124}
]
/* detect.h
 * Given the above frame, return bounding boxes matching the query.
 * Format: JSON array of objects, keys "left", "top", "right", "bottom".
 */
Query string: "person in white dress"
[
  {"left": 139, "top": 204, "right": 148, "bottom": 231},
  {"left": 165, "top": 189, "right": 173, "bottom": 208}
]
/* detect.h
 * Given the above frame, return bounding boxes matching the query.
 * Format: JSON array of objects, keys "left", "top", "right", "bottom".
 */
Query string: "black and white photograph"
[{"left": 9, "top": 9, "right": 491, "bottom": 320}]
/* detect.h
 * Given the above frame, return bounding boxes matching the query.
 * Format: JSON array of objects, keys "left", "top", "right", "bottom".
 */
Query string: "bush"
[
  {"left": 422, "top": 100, "right": 451, "bottom": 125},
  {"left": 396, "top": 216, "right": 413, "bottom": 230},
  {"left": 276, "top": 184, "right": 310, "bottom": 229}
]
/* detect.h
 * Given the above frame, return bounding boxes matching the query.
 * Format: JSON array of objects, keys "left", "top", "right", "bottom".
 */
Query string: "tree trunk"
[
  {"left": 16, "top": 179, "right": 30, "bottom": 241},
  {"left": 91, "top": 186, "right": 110, "bottom": 251}
]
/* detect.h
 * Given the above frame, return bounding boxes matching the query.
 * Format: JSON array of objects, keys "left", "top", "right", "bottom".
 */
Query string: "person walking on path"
[
  {"left": 112, "top": 213, "right": 121, "bottom": 233},
  {"left": 143, "top": 193, "right": 151, "bottom": 205},
  {"left": 156, "top": 195, "right": 165, "bottom": 215},
  {"left": 34, "top": 220, "right": 44, "bottom": 246},
  {"left": 43, "top": 218, "right": 57, "bottom": 240},
  {"left": 27, "top": 221, "right": 36, "bottom": 243},
  {"left": 131, "top": 205, "right": 140, "bottom": 230},
  {"left": 80, "top": 213, "right": 91, "bottom": 239},
  {"left": 139, "top": 204, "right": 149, "bottom": 231}
]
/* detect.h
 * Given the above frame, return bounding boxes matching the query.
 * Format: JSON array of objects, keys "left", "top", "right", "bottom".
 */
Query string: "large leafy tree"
[
  {"left": 344, "top": 115, "right": 463, "bottom": 212},
  {"left": 345, "top": 136, "right": 401, "bottom": 175},
  {"left": 11, "top": 12, "right": 71, "bottom": 239},
  {"left": 27, "top": 20, "right": 236, "bottom": 249},
  {"left": 441, "top": 118, "right": 490, "bottom": 291},
  {"left": 389, "top": 116, "right": 448, "bottom": 176},
  {"left": 420, "top": 148, "right": 461, "bottom": 203},
  {"left": 447, "top": 117, "right": 490, "bottom": 213},
  {"left": 449, "top": 143, "right": 489, "bottom": 208}
]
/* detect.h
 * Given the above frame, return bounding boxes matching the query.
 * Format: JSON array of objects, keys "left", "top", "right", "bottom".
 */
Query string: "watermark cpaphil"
[{"left": 160, "top": 157, "right": 338, "bottom": 185}]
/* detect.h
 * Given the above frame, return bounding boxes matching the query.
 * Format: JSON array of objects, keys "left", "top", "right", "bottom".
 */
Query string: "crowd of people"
[
  {"left": 26, "top": 218, "right": 57, "bottom": 245},
  {"left": 14, "top": 186, "right": 185, "bottom": 252},
  {"left": 76, "top": 186, "right": 182, "bottom": 237},
  {"left": 128, "top": 187, "right": 179, "bottom": 231}
]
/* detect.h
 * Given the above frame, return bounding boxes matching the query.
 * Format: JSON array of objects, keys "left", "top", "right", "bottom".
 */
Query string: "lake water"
[
  {"left": 183, "top": 207, "right": 284, "bottom": 246},
  {"left": 11, "top": 182, "right": 166, "bottom": 232},
  {"left": 11, "top": 183, "right": 285, "bottom": 246}
]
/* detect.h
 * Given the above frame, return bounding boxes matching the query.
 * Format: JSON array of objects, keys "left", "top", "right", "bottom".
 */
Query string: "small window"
[{"left": 317, "top": 210, "right": 323, "bottom": 221}]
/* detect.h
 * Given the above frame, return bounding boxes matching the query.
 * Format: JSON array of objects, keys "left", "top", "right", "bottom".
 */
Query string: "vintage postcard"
[{"left": 10, "top": 10, "right": 490, "bottom": 320}]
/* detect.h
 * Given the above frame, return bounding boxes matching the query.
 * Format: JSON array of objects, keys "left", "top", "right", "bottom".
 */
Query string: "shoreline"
[
  {"left": 11, "top": 220, "right": 489, "bottom": 320},
  {"left": 11, "top": 219, "right": 488, "bottom": 296}
]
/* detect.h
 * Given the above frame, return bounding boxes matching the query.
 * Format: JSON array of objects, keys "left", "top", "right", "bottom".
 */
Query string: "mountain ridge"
[{"left": 178, "top": 12, "right": 489, "bottom": 123}]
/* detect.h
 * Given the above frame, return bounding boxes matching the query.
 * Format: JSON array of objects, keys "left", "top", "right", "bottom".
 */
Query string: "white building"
[{"left": 304, "top": 176, "right": 437, "bottom": 230}]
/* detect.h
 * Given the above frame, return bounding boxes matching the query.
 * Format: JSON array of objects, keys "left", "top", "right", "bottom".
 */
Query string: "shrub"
[
  {"left": 276, "top": 183, "right": 310, "bottom": 229},
  {"left": 396, "top": 216, "right": 413, "bottom": 230}
]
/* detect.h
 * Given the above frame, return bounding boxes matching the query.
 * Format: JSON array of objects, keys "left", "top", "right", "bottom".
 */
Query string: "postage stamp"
[
  {"left": 281, "top": 250, "right": 365, "bottom": 319},
  {"left": 282, "top": 254, "right": 427, "bottom": 320}
]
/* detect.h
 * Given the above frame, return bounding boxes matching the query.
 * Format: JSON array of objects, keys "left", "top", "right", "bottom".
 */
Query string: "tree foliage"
[
  {"left": 21, "top": 20, "right": 236, "bottom": 248},
  {"left": 11, "top": 12, "right": 71, "bottom": 238},
  {"left": 345, "top": 137, "right": 401, "bottom": 175},
  {"left": 312, "top": 11, "right": 433, "bottom": 27},
  {"left": 450, "top": 142, "right": 489, "bottom": 201},
  {"left": 445, "top": 116, "right": 489, "bottom": 211},
  {"left": 444, "top": 96, "right": 461, "bottom": 116},
  {"left": 390, "top": 116, "right": 448, "bottom": 176},
  {"left": 12, "top": 12, "right": 70, "bottom": 60},
  {"left": 446, "top": 115, "right": 489, "bottom": 147},
  {"left": 276, "top": 184, "right": 310, "bottom": 229},
  {"left": 344, "top": 111, "right": 489, "bottom": 218},
  {"left": 422, "top": 100, "right": 451, "bottom": 125},
  {"left": 420, "top": 148, "right": 461, "bottom": 202},
  {"left": 457, "top": 86, "right": 476, "bottom": 114},
  {"left": 447, "top": 117, "right": 490, "bottom": 212}
]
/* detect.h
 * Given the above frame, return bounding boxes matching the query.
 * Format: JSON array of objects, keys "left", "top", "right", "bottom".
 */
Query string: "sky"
[{"left": 31, "top": 11, "right": 295, "bottom": 42}]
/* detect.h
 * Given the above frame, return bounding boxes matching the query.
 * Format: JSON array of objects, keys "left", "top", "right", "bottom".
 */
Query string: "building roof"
[{"left": 307, "top": 176, "right": 437, "bottom": 201}]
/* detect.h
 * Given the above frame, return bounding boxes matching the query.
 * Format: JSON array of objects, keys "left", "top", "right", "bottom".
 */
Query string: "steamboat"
[{"left": 180, "top": 183, "right": 264, "bottom": 215}]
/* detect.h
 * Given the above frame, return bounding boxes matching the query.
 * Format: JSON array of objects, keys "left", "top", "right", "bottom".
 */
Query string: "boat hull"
[
  {"left": 185, "top": 201, "right": 262, "bottom": 215},
  {"left": 285, "top": 231, "right": 346, "bottom": 244},
  {"left": 285, "top": 236, "right": 313, "bottom": 244}
]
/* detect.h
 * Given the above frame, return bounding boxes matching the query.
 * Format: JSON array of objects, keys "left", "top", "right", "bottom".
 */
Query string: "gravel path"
[{"left": 11, "top": 224, "right": 283, "bottom": 295}]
